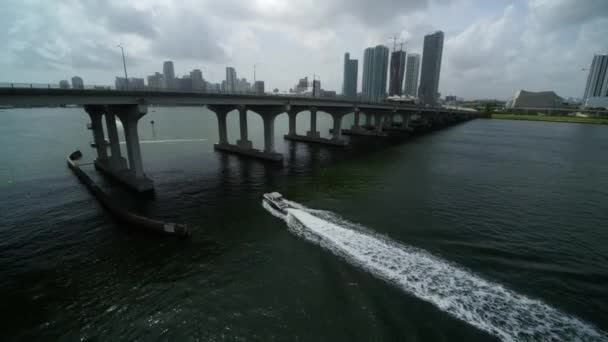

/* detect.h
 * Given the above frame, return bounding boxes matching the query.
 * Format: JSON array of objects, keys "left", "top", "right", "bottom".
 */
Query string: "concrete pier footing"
[
  {"left": 284, "top": 134, "right": 347, "bottom": 146},
  {"left": 214, "top": 143, "right": 283, "bottom": 162}
]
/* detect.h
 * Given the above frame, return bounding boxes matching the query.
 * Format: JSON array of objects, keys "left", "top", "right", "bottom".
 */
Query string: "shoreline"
[{"left": 491, "top": 113, "right": 608, "bottom": 125}]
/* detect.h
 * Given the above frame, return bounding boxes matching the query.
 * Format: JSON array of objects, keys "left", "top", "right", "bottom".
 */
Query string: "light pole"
[{"left": 117, "top": 44, "right": 129, "bottom": 90}]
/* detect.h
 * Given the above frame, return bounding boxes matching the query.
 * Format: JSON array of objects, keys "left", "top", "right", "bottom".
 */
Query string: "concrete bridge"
[{"left": 0, "top": 88, "right": 477, "bottom": 193}]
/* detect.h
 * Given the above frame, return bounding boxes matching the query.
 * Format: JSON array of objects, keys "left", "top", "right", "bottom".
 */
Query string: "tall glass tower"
[
  {"left": 418, "top": 31, "right": 444, "bottom": 105},
  {"left": 342, "top": 53, "right": 359, "bottom": 99},
  {"left": 362, "top": 45, "right": 389, "bottom": 102}
]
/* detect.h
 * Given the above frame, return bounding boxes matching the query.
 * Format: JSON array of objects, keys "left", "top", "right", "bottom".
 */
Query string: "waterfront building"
[
  {"left": 583, "top": 54, "right": 608, "bottom": 108},
  {"left": 342, "top": 53, "right": 358, "bottom": 98},
  {"left": 190, "top": 69, "right": 204, "bottom": 91},
  {"left": 115, "top": 77, "right": 145, "bottom": 90},
  {"left": 388, "top": 50, "right": 406, "bottom": 96},
  {"left": 253, "top": 81, "right": 265, "bottom": 95},
  {"left": 362, "top": 45, "right": 389, "bottom": 102},
  {"left": 71, "top": 76, "right": 84, "bottom": 89},
  {"left": 404, "top": 54, "right": 421, "bottom": 97},
  {"left": 418, "top": 31, "right": 444, "bottom": 105},
  {"left": 163, "top": 61, "right": 175, "bottom": 89},
  {"left": 147, "top": 72, "right": 164, "bottom": 89},
  {"left": 505, "top": 90, "right": 565, "bottom": 109},
  {"left": 226, "top": 67, "right": 238, "bottom": 93}
]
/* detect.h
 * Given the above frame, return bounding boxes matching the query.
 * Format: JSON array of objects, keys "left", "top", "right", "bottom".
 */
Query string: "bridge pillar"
[
  {"left": 287, "top": 109, "right": 297, "bottom": 137},
  {"left": 263, "top": 115, "right": 276, "bottom": 153},
  {"left": 353, "top": 108, "right": 361, "bottom": 129},
  {"left": 85, "top": 105, "right": 108, "bottom": 161},
  {"left": 332, "top": 114, "right": 343, "bottom": 141},
  {"left": 104, "top": 110, "right": 128, "bottom": 170},
  {"left": 375, "top": 114, "right": 384, "bottom": 133},
  {"left": 365, "top": 112, "right": 372, "bottom": 127},
  {"left": 307, "top": 107, "right": 320, "bottom": 138},
  {"left": 237, "top": 105, "right": 253, "bottom": 149},
  {"left": 97, "top": 104, "right": 153, "bottom": 193},
  {"left": 208, "top": 105, "right": 232, "bottom": 145}
]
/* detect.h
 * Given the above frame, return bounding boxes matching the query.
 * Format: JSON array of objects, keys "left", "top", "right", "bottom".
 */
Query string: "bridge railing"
[{"left": 0, "top": 82, "right": 390, "bottom": 104}]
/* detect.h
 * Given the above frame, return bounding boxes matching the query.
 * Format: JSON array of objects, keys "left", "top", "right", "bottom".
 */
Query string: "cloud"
[
  {"left": 529, "top": 0, "right": 608, "bottom": 31},
  {"left": 1, "top": 0, "right": 606, "bottom": 99}
]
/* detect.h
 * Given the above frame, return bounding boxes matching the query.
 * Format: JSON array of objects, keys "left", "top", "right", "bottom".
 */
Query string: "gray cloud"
[
  {"left": 530, "top": 0, "right": 608, "bottom": 31},
  {"left": 1, "top": 0, "right": 606, "bottom": 99},
  {"left": 68, "top": 0, "right": 158, "bottom": 38}
]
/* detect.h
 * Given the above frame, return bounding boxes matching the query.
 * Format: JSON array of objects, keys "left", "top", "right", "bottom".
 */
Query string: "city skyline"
[{"left": 1, "top": 1, "right": 607, "bottom": 100}]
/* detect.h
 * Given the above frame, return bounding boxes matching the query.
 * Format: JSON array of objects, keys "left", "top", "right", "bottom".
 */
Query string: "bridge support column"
[
  {"left": 287, "top": 110, "right": 297, "bottom": 137},
  {"left": 104, "top": 110, "right": 128, "bottom": 170},
  {"left": 237, "top": 105, "right": 253, "bottom": 149},
  {"left": 332, "top": 114, "right": 343, "bottom": 141},
  {"left": 375, "top": 114, "right": 384, "bottom": 133},
  {"left": 95, "top": 104, "right": 153, "bottom": 193},
  {"left": 263, "top": 115, "right": 276, "bottom": 153},
  {"left": 211, "top": 107, "right": 230, "bottom": 145},
  {"left": 85, "top": 105, "right": 108, "bottom": 161},
  {"left": 307, "top": 107, "right": 320, "bottom": 138},
  {"left": 353, "top": 108, "right": 361, "bottom": 130},
  {"left": 365, "top": 112, "right": 372, "bottom": 128}
]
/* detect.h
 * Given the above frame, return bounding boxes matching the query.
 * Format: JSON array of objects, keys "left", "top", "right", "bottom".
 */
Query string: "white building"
[
  {"left": 583, "top": 54, "right": 608, "bottom": 108},
  {"left": 505, "top": 90, "right": 565, "bottom": 109}
]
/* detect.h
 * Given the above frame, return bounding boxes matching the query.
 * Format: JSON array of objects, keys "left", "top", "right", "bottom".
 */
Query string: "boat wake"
[{"left": 262, "top": 200, "right": 607, "bottom": 341}]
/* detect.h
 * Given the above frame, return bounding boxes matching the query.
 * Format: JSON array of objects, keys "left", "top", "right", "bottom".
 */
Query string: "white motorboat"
[{"left": 262, "top": 192, "right": 289, "bottom": 214}]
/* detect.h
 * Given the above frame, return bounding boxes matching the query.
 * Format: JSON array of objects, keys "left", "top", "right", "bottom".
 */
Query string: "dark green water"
[{"left": 1, "top": 107, "right": 607, "bottom": 341}]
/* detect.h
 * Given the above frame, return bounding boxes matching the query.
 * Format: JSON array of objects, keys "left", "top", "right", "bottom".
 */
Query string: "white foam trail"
[
  {"left": 264, "top": 201, "right": 607, "bottom": 341},
  {"left": 119, "top": 138, "right": 207, "bottom": 144}
]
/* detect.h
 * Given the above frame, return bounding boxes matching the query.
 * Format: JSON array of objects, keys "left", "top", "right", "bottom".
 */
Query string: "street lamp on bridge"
[{"left": 117, "top": 44, "right": 129, "bottom": 90}]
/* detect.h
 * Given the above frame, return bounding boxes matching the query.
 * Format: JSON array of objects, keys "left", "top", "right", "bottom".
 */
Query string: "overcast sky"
[{"left": 1, "top": 0, "right": 607, "bottom": 100}]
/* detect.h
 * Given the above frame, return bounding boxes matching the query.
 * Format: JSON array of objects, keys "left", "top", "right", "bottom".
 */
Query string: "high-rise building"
[
  {"left": 583, "top": 54, "right": 608, "bottom": 108},
  {"left": 71, "top": 76, "right": 84, "bottom": 89},
  {"left": 404, "top": 54, "right": 421, "bottom": 97},
  {"left": 238, "top": 78, "right": 251, "bottom": 93},
  {"left": 226, "top": 67, "right": 238, "bottom": 93},
  {"left": 362, "top": 45, "right": 389, "bottom": 102},
  {"left": 388, "top": 50, "right": 406, "bottom": 96},
  {"left": 147, "top": 72, "right": 164, "bottom": 89},
  {"left": 342, "top": 53, "right": 358, "bottom": 98},
  {"left": 59, "top": 80, "right": 70, "bottom": 89},
  {"left": 312, "top": 79, "right": 321, "bottom": 97},
  {"left": 116, "top": 77, "right": 144, "bottom": 90},
  {"left": 418, "top": 31, "right": 444, "bottom": 105},
  {"left": 163, "top": 61, "right": 175, "bottom": 89},
  {"left": 190, "top": 69, "right": 204, "bottom": 91},
  {"left": 253, "top": 81, "right": 265, "bottom": 95}
]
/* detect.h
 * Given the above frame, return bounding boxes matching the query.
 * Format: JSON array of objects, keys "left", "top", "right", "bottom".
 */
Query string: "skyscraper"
[
  {"left": 362, "top": 45, "right": 389, "bottom": 102},
  {"left": 404, "top": 54, "right": 421, "bottom": 97},
  {"left": 583, "top": 54, "right": 608, "bottom": 106},
  {"left": 226, "top": 67, "right": 237, "bottom": 93},
  {"left": 388, "top": 50, "right": 406, "bottom": 96},
  {"left": 147, "top": 72, "right": 164, "bottom": 89},
  {"left": 163, "top": 61, "right": 175, "bottom": 89},
  {"left": 253, "top": 81, "right": 265, "bottom": 95},
  {"left": 342, "top": 53, "right": 358, "bottom": 98},
  {"left": 190, "top": 69, "right": 204, "bottom": 91},
  {"left": 71, "top": 76, "right": 84, "bottom": 89},
  {"left": 418, "top": 31, "right": 444, "bottom": 105}
]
